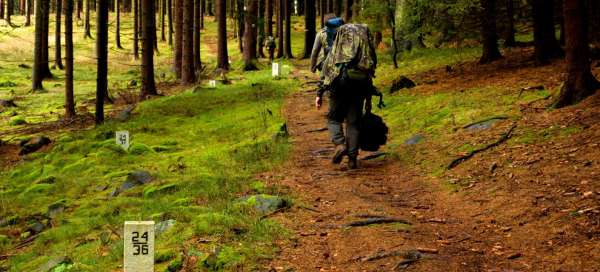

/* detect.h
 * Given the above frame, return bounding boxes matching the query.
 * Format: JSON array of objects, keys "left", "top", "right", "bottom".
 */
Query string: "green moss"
[
  {"left": 21, "top": 183, "right": 54, "bottom": 197},
  {"left": 9, "top": 116, "right": 27, "bottom": 126},
  {"left": 143, "top": 183, "right": 179, "bottom": 198},
  {"left": 128, "top": 143, "right": 154, "bottom": 155}
]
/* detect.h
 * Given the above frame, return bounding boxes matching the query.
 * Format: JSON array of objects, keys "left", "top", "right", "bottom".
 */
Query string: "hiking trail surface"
[{"left": 265, "top": 58, "right": 600, "bottom": 272}]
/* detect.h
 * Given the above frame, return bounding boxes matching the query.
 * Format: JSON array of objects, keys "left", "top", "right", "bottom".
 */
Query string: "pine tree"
[{"left": 64, "top": 0, "right": 75, "bottom": 119}]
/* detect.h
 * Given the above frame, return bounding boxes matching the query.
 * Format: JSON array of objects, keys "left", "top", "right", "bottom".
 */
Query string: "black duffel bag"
[{"left": 359, "top": 112, "right": 388, "bottom": 152}]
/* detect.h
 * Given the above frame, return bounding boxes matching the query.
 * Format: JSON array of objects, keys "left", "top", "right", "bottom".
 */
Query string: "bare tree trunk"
[
  {"left": 25, "top": 0, "right": 31, "bottom": 26},
  {"left": 32, "top": 0, "right": 45, "bottom": 90},
  {"left": 236, "top": 0, "right": 244, "bottom": 53},
  {"left": 161, "top": 0, "right": 166, "bottom": 41},
  {"left": 85, "top": 0, "right": 92, "bottom": 38},
  {"left": 116, "top": 0, "right": 123, "bottom": 48},
  {"left": 283, "top": 0, "right": 292, "bottom": 58},
  {"left": 276, "top": 0, "right": 283, "bottom": 57},
  {"left": 96, "top": 0, "right": 109, "bottom": 124},
  {"left": 0, "top": 0, "right": 4, "bottom": 20},
  {"left": 532, "top": 0, "right": 563, "bottom": 65},
  {"left": 504, "top": 0, "right": 516, "bottom": 47},
  {"left": 553, "top": 0, "right": 600, "bottom": 108},
  {"left": 174, "top": 0, "right": 183, "bottom": 77},
  {"left": 479, "top": 0, "right": 502, "bottom": 64},
  {"left": 243, "top": 0, "right": 258, "bottom": 70},
  {"left": 64, "top": 0, "right": 75, "bottom": 118},
  {"left": 42, "top": 0, "right": 53, "bottom": 78},
  {"left": 343, "top": 0, "right": 351, "bottom": 22},
  {"left": 319, "top": 0, "right": 324, "bottom": 27},
  {"left": 194, "top": 0, "right": 202, "bottom": 71},
  {"left": 181, "top": 0, "right": 195, "bottom": 83},
  {"left": 200, "top": 0, "right": 204, "bottom": 28},
  {"left": 54, "top": 0, "right": 64, "bottom": 69},
  {"left": 266, "top": 0, "right": 272, "bottom": 36},
  {"left": 168, "top": 0, "right": 173, "bottom": 45},
  {"left": 207, "top": 0, "right": 214, "bottom": 16},
  {"left": 302, "top": 0, "right": 315, "bottom": 59},
  {"left": 257, "top": 0, "right": 265, "bottom": 57},
  {"left": 141, "top": 0, "right": 158, "bottom": 96},
  {"left": 216, "top": 0, "right": 229, "bottom": 70},
  {"left": 6, "top": 0, "right": 13, "bottom": 26},
  {"left": 134, "top": 0, "right": 140, "bottom": 58},
  {"left": 388, "top": 0, "right": 398, "bottom": 68}
]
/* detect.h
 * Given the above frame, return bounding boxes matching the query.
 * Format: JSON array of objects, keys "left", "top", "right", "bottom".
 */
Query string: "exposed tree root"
[
  {"left": 448, "top": 123, "right": 517, "bottom": 169},
  {"left": 343, "top": 217, "right": 411, "bottom": 227}
]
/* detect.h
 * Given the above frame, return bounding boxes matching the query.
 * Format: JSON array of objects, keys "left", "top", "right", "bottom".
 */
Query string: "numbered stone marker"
[
  {"left": 209, "top": 80, "right": 217, "bottom": 88},
  {"left": 272, "top": 62, "right": 281, "bottom": 77},
  {"left": 116, "top": 131, "right": 130, "bottom": 150},
  {"left": 124, "top": 221, "right": 155, "bottom": 272}
]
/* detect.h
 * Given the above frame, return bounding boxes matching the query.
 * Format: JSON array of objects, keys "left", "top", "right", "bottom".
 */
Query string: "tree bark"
[
  {"left": 194, "top": 0, "right": 202, "bottom": 71},
  {"left": 319, "top": 0, "right": 324, "bottom": 27},
  {"left": 283, "top": 0, "right": 292, "bottom": 58},
  {"left": 41, "top": 0, "right": 53, "bottom": 78},
  {"left": 168, "top": 0, "right": 173, "bottom": 45},
  {"left": 243, "top": 0, "right": 258, "bottom": 70},
  {"left": 216, "top": 0, "right": 229, "bottom": 70},
  {"left": 479, "top": 0, "right": 502, "bottom": 64},
  {"left": 504, "top": 0, "right": 516, "bottom": 47},
  {"left": 200, "top": 0, "right": 205, "bottom": 28},
  {"left": 5, "top": 0, "right": 12, "bottom": 25},
  {"left": 258, "top": 0, "right": 265, "bottom": 57},
  {"left": 343, "top": 0, "right": 351, "bottom": 22},
  {"left": 134, "top": 0, "right": 140, "bottom": 58},
  {"left": 85, "top": 0, "right": 92, "bottom": 38},
  {"left": 302, "top": 0, "right": 315, "bottom": 59},
  {"left": 553, "top": 0, "right": 600, "bottom": 108},
  {"left": 532, "top": 0, "right": 563, "bottom": 65},
  {"left": 182, "top": 0, "right": 195, "bottom": 83},
  {"left": 54, "top": 0, "right": 64, "bottom": 69},
  {"left": 174, "top": 0, "right": 183, "bottom": 78},
  {"left": 96, "top": 0, "right": 109, "bottom": 124},
  {"left": 141, "top": 0, "right": 158, "bottom": 96},
  {"left": 0, "top": 0, "right": 4, "bottom": 20},
  {"left": 236, "top": 0, "right": 244, "bottom": 53},
  {"left": 276, "top": 0, "right": 283, "bottom": 57},
  {"left": 266, "top": 0, "right": 272, "bottom": 36},
  {"left": 116, "top": 0, "right": 123, "bottom": 48},
  {"left": 207, "top": 0, "right": 214, "bottom": 16},
  {"left": 32, "top": 0, "right": 45, "bottom": 90},
  {"left": 64, "top": 0, "right": 75, "bottom": 119},
  {"left": 161, "top": 0, "right": 166, "bottom": 40},
  {"left": 25, "top": 0, "right": 31, "bottom": 26}
]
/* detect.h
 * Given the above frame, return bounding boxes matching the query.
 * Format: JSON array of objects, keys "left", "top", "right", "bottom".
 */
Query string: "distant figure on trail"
[
  {"left": 310, "top": 15, "right": 344, "bottom": 73},
  {"left": 315, "top": 23, "right": 378, "bottom": 169},
  {"left": 265, "top": 36, "right": 276, "bottom": 61}
]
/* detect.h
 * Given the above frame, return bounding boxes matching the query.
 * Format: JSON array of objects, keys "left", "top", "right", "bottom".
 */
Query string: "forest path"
[{"left": 266, "top": 65, "right": 529, "bottom": 272}]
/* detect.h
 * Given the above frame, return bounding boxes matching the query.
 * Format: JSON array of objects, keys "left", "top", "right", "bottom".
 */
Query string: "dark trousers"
[{"left": 327, "top": 84, "right": 365, "bottom": 158}]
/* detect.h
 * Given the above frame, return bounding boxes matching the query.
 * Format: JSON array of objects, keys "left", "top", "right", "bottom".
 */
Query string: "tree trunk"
[
  {"left": 0, "top": 0, "right": 4, "bottom": 20},
  {"left": 319, "top": 0, "right": 324, "bottom": 27},
  {"left": 25, "top": 0, "right": 31, "bottom": 26},
  {"left": 64, "top": 0, "right": 75, "bottom": 119},
  {"left": 553, "top": 0, "right": 600, "bottom": 108},
  {"left": 257, "top": 0, "right": 265, "bottom": 57},
  {"left": 32, "top": 0, "right": 45, "bottom": 90},
  {"left": 85, "top": 0, "right": 92, "bottom": 38},
  {"left": 200, "top": 0, "right": 205, "bottom": 28},
  {"left": 343, "top": 0, "right": 351, "bottom": 22},
  {"left": 134, "top": 0, "right": 139, "bottom": 58},
  {"left": 96, "top": 0, "right": 109, "bottom": 124},
  {"left": 532, "top": 0, "right": 563, "bottom": 65},
  {"left": 116, "top": 0, "right": 123, "bottom": 48},
  {"left": 302, "top": 0, "right": 315, "bottom": 59},
  {"left": 181, "top": 0, "right": 195, "bottom": 83},
  {"left": 243, "top": 0, "right": 258, "bottom": 70},
  {"left": 160, "top": 0, "right": 166, "bottom": 40},
  {"left": 141, "top": 0, "right": 158, "bottom": 96},
  {"left": 194, "top": 0, "right": 202, "bottom": 71},
  {"left": 504, "top": 0, "right": 516, "bottom": 47},
  {"left": 41, "top": 0, "right": 53, "bottom": 78},
  {"left": 266, "top": 0, "right": 272, "bottom": 36},
  {"left": 207, "top": 0, "right": 214, "bottom": 16},
  {"left": 174, "top": 0, "right": 183, "bottom": 78},
  {"left": 479, "top": 0, "right": 502, "bottom": 64},
  {"left": 333, "top": 0, "right": 340, "bottom": 16},
  {"left": 236, "top": 0, "right": 244, "bottom": 53},
  {"left": 216, "top": 0, "right": 229, "bottom": 70},
  {"left": 283, "top": 0, "right": 292, "bottom": 58},
  {"left": 54, "top": 0, "right": 64, "bottom": 69},
  {"left": 6, "top": 0, "right": 12, "bottom": 25},
  {"left": 76, "top": 0, "right": 81, "bottom": 20},
  {"left": 388, "top": 0, "right": 398, "bottom": 68},
  {"left": 276, "top": 0, "right": 283, "bottom": 57},
  {"left": 168, "top": 0, "right": 173, "bottom": 45}
]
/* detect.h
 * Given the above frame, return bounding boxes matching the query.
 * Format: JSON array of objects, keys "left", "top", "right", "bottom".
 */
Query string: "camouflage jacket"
[
  {"left": 310, "top": 28, "right": 328, "bottom": 73},
  {"left": 321, "top": 24, "right": 377, "bottom": 87}
]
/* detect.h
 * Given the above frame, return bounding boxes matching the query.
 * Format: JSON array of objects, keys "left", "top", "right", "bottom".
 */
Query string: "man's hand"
[{"left": 315, "top": 96, "right": 323, "bottom": 110}]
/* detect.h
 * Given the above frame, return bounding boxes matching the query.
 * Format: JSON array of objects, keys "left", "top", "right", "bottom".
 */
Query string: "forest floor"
[{"left": 267, "top": 48, "right": 600, "bottom": 271}]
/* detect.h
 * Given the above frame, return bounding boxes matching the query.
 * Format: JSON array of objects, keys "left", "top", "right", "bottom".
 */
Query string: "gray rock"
[
  {"left": 155, "top": 219, "right": 176, "bottom": 236},
  {"left": 28, "top": 221, "right": 45, "bottom": 234},
  {"left": 464, "top": 119, "right": 498, "bottom": 131},
  {"left": 128, "top": 79, "right": 138, "bottom": 87},
  {"left": 404, "top": 134, "right": 424, "bottom": 145},
  {"left": 0, "top": 99, "right": 17, "bottom": 107},
  {"left": 38, "top": 256, "right": 71, "bottom": 272},
  {"left": 47, "top": 201, "right": 67, "bottom": 218},
  {"left": 390, "top": 76, "right": 416, "bottom": 93},
  {"left": 111, "top": 170, "right": 153, "bottom": 197},
  {"left": 115, "top": 104, "right": 136, "bottom": 122},
  {"left": 240, "top": 194, "right": 289, "bottom": 214},
  {"left": 19, "top": 136, "right": 51, "bottom": 155}
]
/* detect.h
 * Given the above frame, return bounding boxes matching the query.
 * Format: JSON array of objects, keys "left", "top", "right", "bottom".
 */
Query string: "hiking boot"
[
  {"left": 348, "top": 156, "right": 358, "bottom": 169},
  {"left": 332, "top": 144, "right": 348, "bottom": 164}
]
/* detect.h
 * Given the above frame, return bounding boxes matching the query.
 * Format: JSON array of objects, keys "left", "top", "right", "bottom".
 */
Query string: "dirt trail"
[{"left": 267, "top": 63, "right": 600, "bottom": 271}]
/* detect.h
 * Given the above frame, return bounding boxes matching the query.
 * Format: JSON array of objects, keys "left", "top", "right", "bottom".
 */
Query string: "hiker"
[
  {"left": 310, "top": 15, "right": 344, "bottom": 73},
  {"left": 315, "top": 23, "right": 378, "bottom": 169},
  {"left": 265, "top": 36, "right": 276, "bottom": 61}
]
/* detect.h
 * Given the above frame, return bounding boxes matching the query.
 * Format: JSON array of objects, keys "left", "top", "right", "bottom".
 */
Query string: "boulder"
[
  {"left": 155, "top": 219, "right": 177, "bottom": 236},
  {"left": 19, "top": 136, "right": 51, "bottom": 155},
  {"left": 110, "top": 170, "right": 153, "bottom": 197},
  {"left": 115, "top": 104, "right": 136, "bottom": 122},
  {"left": 390, "top": 76, "right": 416, "bottom": 93},
  {"left": 240, "top": 194, "right": 289, "bottom": 214},
  {"left": 38, "top": 256, "right": 71, "bottom": 272},
  {"left": 47, "top": 200, "right": 67, "bottom": 218}
]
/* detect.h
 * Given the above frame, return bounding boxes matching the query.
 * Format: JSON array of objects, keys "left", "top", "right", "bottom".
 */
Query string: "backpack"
[{"left": 359, "top": 112, "right": 388, "bottom": 152}]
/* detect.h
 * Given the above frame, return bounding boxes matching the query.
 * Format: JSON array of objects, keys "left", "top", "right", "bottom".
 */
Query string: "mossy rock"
[
  {"left": 143, "top": 183, "right": 178, "bottom": 198},
  {"left": 151, "top": 145, "right": 180, "bottom": 153},
  {"left": 156, "top": 250, "right": 177, "bottom": 263},
  {"left": 9, "top": 116, "right": 27, "bottom": 126},
  {"left": 238, "top": 194, "right": 289, "bottom": 214},
  {"left": 128, "top": 143, "right": 154, "bottom": 155},
  {"left": 94, "top": 130, "right": 115, "bottom": 140}
]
